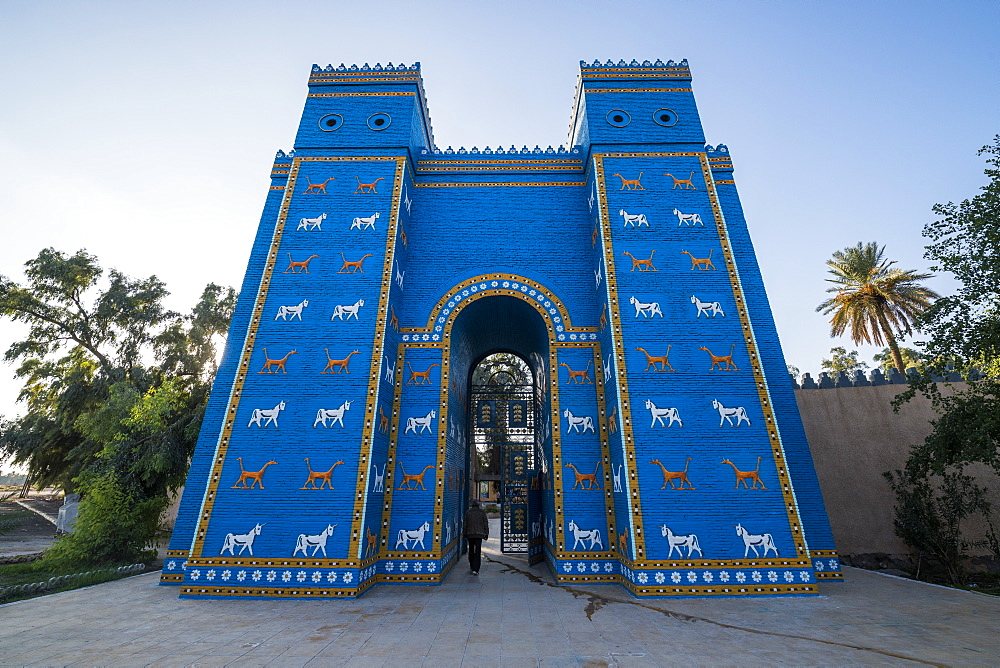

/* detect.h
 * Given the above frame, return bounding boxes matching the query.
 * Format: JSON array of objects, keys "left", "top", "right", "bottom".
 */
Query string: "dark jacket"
[{"left": 463, "top": 505, "right": 489, "bottom": 539}]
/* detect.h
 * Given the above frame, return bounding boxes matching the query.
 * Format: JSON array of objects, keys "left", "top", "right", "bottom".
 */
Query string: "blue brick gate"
[{"left": 161, "top": 59, "right": 842, "bottom": 599}]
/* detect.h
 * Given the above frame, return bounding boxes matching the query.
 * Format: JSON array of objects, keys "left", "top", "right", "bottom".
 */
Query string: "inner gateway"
[{"left": 450, "top": 296, "right": 551, "bottom": 557}]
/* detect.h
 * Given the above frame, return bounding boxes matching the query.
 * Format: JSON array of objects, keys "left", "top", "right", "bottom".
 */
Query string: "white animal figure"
[
  {"left": 735, "top": 523, "right": 778, "bottom": 557},
  {"left": 595, "top": 266, "right": 602, "bottom": 290},
  {"left": 350, "top": 212, "right": 380, "bottom": 230},
  {"left": 383, "top": 355, "right": 396, "bottom": 384},
  {"left": 613, "top": 464, "right": 623, "bottom": 493},
  {"left": 248, "top": 402, "right": 286, "bottom": 428},
  {"left": 275, "top": 299, "right": 309, "bottom": 321},
  {"left": 661, "top": 525, "right": 703, "bottom": 558},
  {"left": 691, "top": 295, "right": 725, "bottom": 318},
  {"left": 293, "top": 524, "right": 337, "bottom": 557},
  {"left": 445, "top": 520, "right": 452, "bottom": 544},
  {"left": 630, "top": 295, "right": 663, "bottom": 318},
  {"left": 395, "top": 521, "right": 431, "bottom": 550},
  {"left": 604, "top": 354, "right": 613, "bottom": 383},
  {"left": 673, "top": 208, "right": 703, "bottom": 226},
  {"left": 403, "top": 188, "right": 412, "bottom": 215},
  {"left": 562, "top": 409, "right": 595, "bottom": 434},
  {"left": 332, "top": 298, "right": 365, "bottom": 321},
  {"left": 220, "top": 523, "right": 264, "bottom": 556},
  {"left": 619, "top": 209, "right": 650, "bottom": 228},
  {"left": 297, "top": 213, "right": 327, "bottom": 231},
  {"left": 712, "top": 399, "right": 750, "bottom": 427},
  {"left": 588, "top": 189, "right": 595, "bottom": 211},
  {"left": 372, "top": 463, "right": 385, "bottom": 493},
  {"left": 394, "top": 261, "right": 405, "bottom": 290},
  {"left": 313, "top": 400, "right": 353, "bottom": 428},
  {"left": 644, "top": 400, "right": 682, "bottom": 428},
  {"left": 532, "top": 515, "right": 542, "bottom": 539},
  {"left": 567, "top": 520, "right": 604, "bottom": 550},
  {"left": 405, "top": 409, "right": 437, "bottom": 435}
]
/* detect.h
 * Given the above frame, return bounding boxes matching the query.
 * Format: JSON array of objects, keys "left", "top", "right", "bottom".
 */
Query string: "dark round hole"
[
  {"left": 612, "top": 115, "right": 624, "bottom": 123},
  {"left": 374, "top": 118, "right": 385, "bottom": 126},
  {"left": 325, "top": 119, "right": 338, "bottom": 127},
  {"left": 660, "top": 114, "right": 670, "bottom": 122}
]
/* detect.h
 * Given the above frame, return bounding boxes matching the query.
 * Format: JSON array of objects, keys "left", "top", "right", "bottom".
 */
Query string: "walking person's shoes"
[{"left": 472, "top": 571, "right": 478, "bottom": 575}]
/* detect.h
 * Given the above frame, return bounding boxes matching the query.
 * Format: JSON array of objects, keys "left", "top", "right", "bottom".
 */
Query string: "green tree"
[
  {"left": 0, "top": 248, "right": 236, "bottom": 564},
  {"left": 820, "top": 346, "right": 868, "bottom": 374},
  {"left": 873, "top": 346, "right": 924, "bottom": 373},
  {"left": 886, "top": 137, "right": 1000, "bottom": 583},
  {"left": 897, "top": 137, "right": 1000, "bottom": 475},
  {"left": 815, "top": 242, "right": 939, "bottom": 374}
]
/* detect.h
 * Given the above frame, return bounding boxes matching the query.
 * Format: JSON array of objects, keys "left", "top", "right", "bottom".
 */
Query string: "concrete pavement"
[{"left": 1, "top": 532, "right": 998, "bottom": 666}]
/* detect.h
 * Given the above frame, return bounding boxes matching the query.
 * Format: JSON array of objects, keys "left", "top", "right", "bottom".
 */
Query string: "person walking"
[{"left": 463, "top": 499, "right": 489, "bottom": 575}]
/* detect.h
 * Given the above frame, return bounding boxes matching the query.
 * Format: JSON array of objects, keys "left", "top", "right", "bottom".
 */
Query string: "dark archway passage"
[{"left": 448, "top": 296, "right": 551, "bottom": 556}]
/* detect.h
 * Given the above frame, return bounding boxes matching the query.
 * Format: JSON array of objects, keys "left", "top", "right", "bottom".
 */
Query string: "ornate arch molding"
[{"left": 400, "top": 273, "right": 597, "bottom": 344}]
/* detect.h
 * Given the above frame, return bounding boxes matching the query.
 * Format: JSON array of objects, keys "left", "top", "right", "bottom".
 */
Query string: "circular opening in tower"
[
  {"left": 367, "top": 113, "right": 392, "bottom": 131},
  {"left": 318, "top": 113, "right": 344, "bottom": 131},
  {"left": 607, "top": 109, "right": 631, "bottom": 127},
  {"left": 652, "top": 108, "right": 678, "bottom": 127}
]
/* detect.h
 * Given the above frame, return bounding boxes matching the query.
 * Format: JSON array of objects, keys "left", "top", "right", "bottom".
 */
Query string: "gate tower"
[{"left": 162, "top": 59, "right": 842, "bottom": 599}]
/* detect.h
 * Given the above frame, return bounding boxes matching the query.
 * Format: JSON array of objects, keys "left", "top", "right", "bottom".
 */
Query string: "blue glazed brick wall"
[{"left": 164, "top": 59, "right": 840, "bottom": 598}]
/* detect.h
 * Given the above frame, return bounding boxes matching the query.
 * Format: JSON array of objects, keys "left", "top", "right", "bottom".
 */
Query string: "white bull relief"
[
  {"left": 331, "top": 298, "right": 365, "bottom": 321},
  {"left": 661, "top": 525, "right": 703, "bottom": 558},
  {"left": 405, "top": 409, "right": 437, "bottom": 435},
  {"left": 293, "top": 524, "right": 337, "bottom": 557},
  {"left": 619, "top": 209, "right": 650, "bottom": 228},
  {"left": 712, "top": 399, "right": 750, "bottom": 427},
  {"left": 350, "top": 212, "right": 380, "bottom": 230},
  {"left": 275, "top": 299, "right": 309, "bottom": 321},
  {"left": 220, "top": 523, "right": 264, "bottom": 556},
  {"left": 395, "top": 521, "right": 431, "bottom": 550},
  {"left": 735, "top": 523, "right": 778, "bottom": 557},
  {"left": 562, "top": 409, "right": 595, "bottom": 434},
  {"left": 644, "top": 400, "right": 682, "bottom": 428},
  {"left": 567, "top": 520, "right": 603, "bottom": 550}
]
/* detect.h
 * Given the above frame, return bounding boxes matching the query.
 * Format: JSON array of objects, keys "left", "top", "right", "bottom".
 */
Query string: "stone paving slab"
[{"left": 1, "top": 538, "right": 999, "bottom": 666}]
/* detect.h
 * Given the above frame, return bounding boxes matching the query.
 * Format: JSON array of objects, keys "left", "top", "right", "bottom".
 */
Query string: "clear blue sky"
[{"left": 0, "top": 0, "right": 997, "bottom": 426}]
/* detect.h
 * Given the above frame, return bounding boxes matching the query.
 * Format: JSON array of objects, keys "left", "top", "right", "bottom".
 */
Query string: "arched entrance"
[{"left": 448, "top": 295, "right": 551, "bottom": 560}]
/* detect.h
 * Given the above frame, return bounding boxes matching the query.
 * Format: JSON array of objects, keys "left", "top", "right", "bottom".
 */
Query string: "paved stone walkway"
[{"left": 1, "top": 536, "right": 998, "bottom": 666}]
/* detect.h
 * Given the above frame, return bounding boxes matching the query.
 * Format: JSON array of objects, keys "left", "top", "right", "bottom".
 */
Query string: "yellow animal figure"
[
  {"left": 378, "top": 404, "right": 389, "bottom": 434},
  {"left": 303, "top": 176, "right": 335, "bottom": 194},
  {"left": 365, "top": 526, "right": 379, "bottom": 557},
  {"left": 406, "top": 363, "right": 440, "bottom": 385},
  {"left": 354, "top": 176, "right": 386, "bottom": 193},
  {"left": 301, "top": 458, "right": 344, "bottom": 489},
  {"left": 338, "top": 252, "right": 372, "bottom": 274},
  {"left": 599, "top": 303, "right": 608, "bottom": 331},
  {"left": 664, "top": 171, "right": 697, "bottom": 189},
  {"left": 651, "top": 457, "right": 695, "bottom": 490},
  {"left": 591, "top": 225, "right": 599, "bottom": 248},
  {"left": 397, "top": 464, "right": 436, "bottom": 491},
  {"left": 565, "top": 462, "right": 602, "bottom": 490},
  {"left": 559, "top": 360, "right": 593, "bottom": 384},
  {"left": 284, "top": 253, "right": 319, "bottom": 274},
  {"left": 608, "top": 406, "right": 618, "bottom": 434},
  {"left": 699, "top": 344, "right": 739, "bottom": 371},
  {"left": 622, "top": 250, "right": 657, "bottom": 271},
  {"left": 321, "top": 349, "right": 359, "bottom": 374},
  {"left": 258, "top": 348, "right": 297, "bottom": 374},
  {"left": 614, "top": 172, "right": 645, "bottom": 190},
  {"left": 680, "top": 249, "right": 716, "bottom": 271},
  {"left": 618, "top": 529, "right": 629, "bottom": 556},
  {"left": 636, "top": 346, "right": 675, "bottom": 371},
  {"left": 231, "top": 458, "right": 277, "bottom": 489},
  {"left": 722, "top": 457, "right": 767, "bottom": 489}
]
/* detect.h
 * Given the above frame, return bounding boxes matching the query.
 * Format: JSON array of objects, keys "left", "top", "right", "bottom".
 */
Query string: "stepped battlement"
[{"left": 310, "top": 62, "right": 420, "bottom": 73}]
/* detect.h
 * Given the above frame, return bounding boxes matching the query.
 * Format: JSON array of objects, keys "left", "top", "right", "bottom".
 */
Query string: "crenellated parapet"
[{"left": 420, "top": 145, "right": 581, "bottom": 156}]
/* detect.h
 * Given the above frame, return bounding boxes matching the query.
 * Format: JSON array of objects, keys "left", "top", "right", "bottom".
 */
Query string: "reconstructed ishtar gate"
[{"left": 161, "top": 59, "right": 842, "bottom": 599}]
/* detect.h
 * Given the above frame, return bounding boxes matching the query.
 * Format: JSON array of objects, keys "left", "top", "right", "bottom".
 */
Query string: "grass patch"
[{"left": 0, "top": 559, "right": 149, "bottom": 604}]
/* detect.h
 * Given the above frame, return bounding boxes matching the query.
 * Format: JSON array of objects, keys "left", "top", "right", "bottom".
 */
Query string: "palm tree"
[{"left": 816, "top": 242, "right": 939, "bottom": 374}]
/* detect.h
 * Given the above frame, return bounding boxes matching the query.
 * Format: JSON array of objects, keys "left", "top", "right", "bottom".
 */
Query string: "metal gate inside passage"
[{"left": 471, "top": 370, "right": 537, "bottom": 553}]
